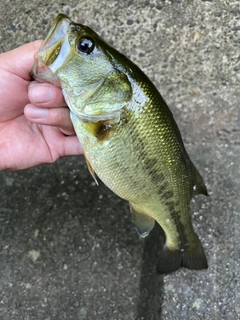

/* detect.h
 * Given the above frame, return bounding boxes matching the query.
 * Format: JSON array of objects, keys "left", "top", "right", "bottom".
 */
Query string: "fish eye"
[{"left": 77, "top": 38, "right": 94, "bottom": 54}]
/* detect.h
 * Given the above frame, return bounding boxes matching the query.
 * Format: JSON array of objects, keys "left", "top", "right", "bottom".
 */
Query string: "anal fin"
[{"left": 130, "top": 203, "right": 155, "bottom": 238}]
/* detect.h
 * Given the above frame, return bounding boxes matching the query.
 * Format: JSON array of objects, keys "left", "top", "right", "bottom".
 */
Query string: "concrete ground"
[{"left": 0, "top": 0, "right": 239, "bottom": 319}]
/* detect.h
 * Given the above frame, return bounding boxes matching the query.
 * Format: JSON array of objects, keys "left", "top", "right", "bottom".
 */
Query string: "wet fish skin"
[{"left": 32, "top": 14, "right": 208, "bottom": 273}]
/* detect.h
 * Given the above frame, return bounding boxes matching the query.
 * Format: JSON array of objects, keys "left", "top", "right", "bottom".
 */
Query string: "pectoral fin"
[
  {"left": 130, "top": 203, "right": 155, "bottom": 238},
  {"left": 83, "top": 115, "right": 120, "bottom": 142},
  {"left": 85, "top": 156, "right": 98, "bottom": 185}
]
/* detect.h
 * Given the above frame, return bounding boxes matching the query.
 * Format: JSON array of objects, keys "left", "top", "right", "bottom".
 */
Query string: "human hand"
[{"left": 0, "top": 40, "right": 83, "bottom": 171}]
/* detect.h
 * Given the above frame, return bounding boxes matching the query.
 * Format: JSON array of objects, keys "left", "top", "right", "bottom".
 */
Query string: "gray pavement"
[{"left": 0, "top": 0, "right": 239, "bottom": 319}]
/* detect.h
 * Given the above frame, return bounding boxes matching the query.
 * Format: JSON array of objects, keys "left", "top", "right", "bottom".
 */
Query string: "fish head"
[{"left": 32, "top": 14, "right": 132, "bottom": 121}]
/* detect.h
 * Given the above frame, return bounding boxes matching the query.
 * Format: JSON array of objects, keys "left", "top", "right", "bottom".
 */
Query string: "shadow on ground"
[{"left": 136, "top": 225, "right": 165, "bottom": 320}]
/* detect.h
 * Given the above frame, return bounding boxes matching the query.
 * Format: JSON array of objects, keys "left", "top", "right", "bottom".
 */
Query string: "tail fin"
[
  {"left": 157, "top": 246, "right": 182, "bottom": 274},
  {"left": 157, "top": 235, "right": 208, "bottom": 274}
]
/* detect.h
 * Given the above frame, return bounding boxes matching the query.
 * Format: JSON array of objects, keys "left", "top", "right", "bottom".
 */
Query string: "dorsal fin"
[{"left": 191, "top": 161, "right": 208, "bottom": 197}]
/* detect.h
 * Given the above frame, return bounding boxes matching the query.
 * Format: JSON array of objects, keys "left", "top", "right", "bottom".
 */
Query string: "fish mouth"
[{"left": 31, "top": 14, "right": 72, "bottom": 86}]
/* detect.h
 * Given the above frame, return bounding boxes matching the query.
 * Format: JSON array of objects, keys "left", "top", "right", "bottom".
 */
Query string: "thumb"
[{"left": 1, "top": 40, "right": 43, "bottom": 81}]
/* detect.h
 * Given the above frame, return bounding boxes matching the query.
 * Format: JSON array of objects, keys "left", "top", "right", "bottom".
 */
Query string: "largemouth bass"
[{"left": 32, "top": 14, "right": 208, "bottom": 273}]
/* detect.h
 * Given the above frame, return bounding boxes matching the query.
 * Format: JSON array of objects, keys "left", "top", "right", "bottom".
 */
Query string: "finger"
[
  {"left": 24, "top": 103, "right": 75, "bottom": 135},
  {"left": 41, "top": 126, "right": 83, "bottom": 159},
  {"left": 59, "top": 135, "right": 83, "bottom": 157},
  {"left": 28, "top": 82, "right": 67, "bottom": 108},
  {"left": 1, "top": 40, "right": 43, "bottom": 81}
]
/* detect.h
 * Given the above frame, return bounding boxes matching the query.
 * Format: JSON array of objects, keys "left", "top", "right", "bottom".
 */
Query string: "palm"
[{"left": 1, "top": 113, "right": 63, "bottom": 170}]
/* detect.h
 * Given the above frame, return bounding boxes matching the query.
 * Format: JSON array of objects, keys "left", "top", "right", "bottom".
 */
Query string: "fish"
[{"left": 31, "top": 13, "right": 208, "bottom": 273}]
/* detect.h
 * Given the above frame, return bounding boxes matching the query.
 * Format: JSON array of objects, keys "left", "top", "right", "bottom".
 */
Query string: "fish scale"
[{"left": 32, "top": 13, "right": 208, "bottom": 273}]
